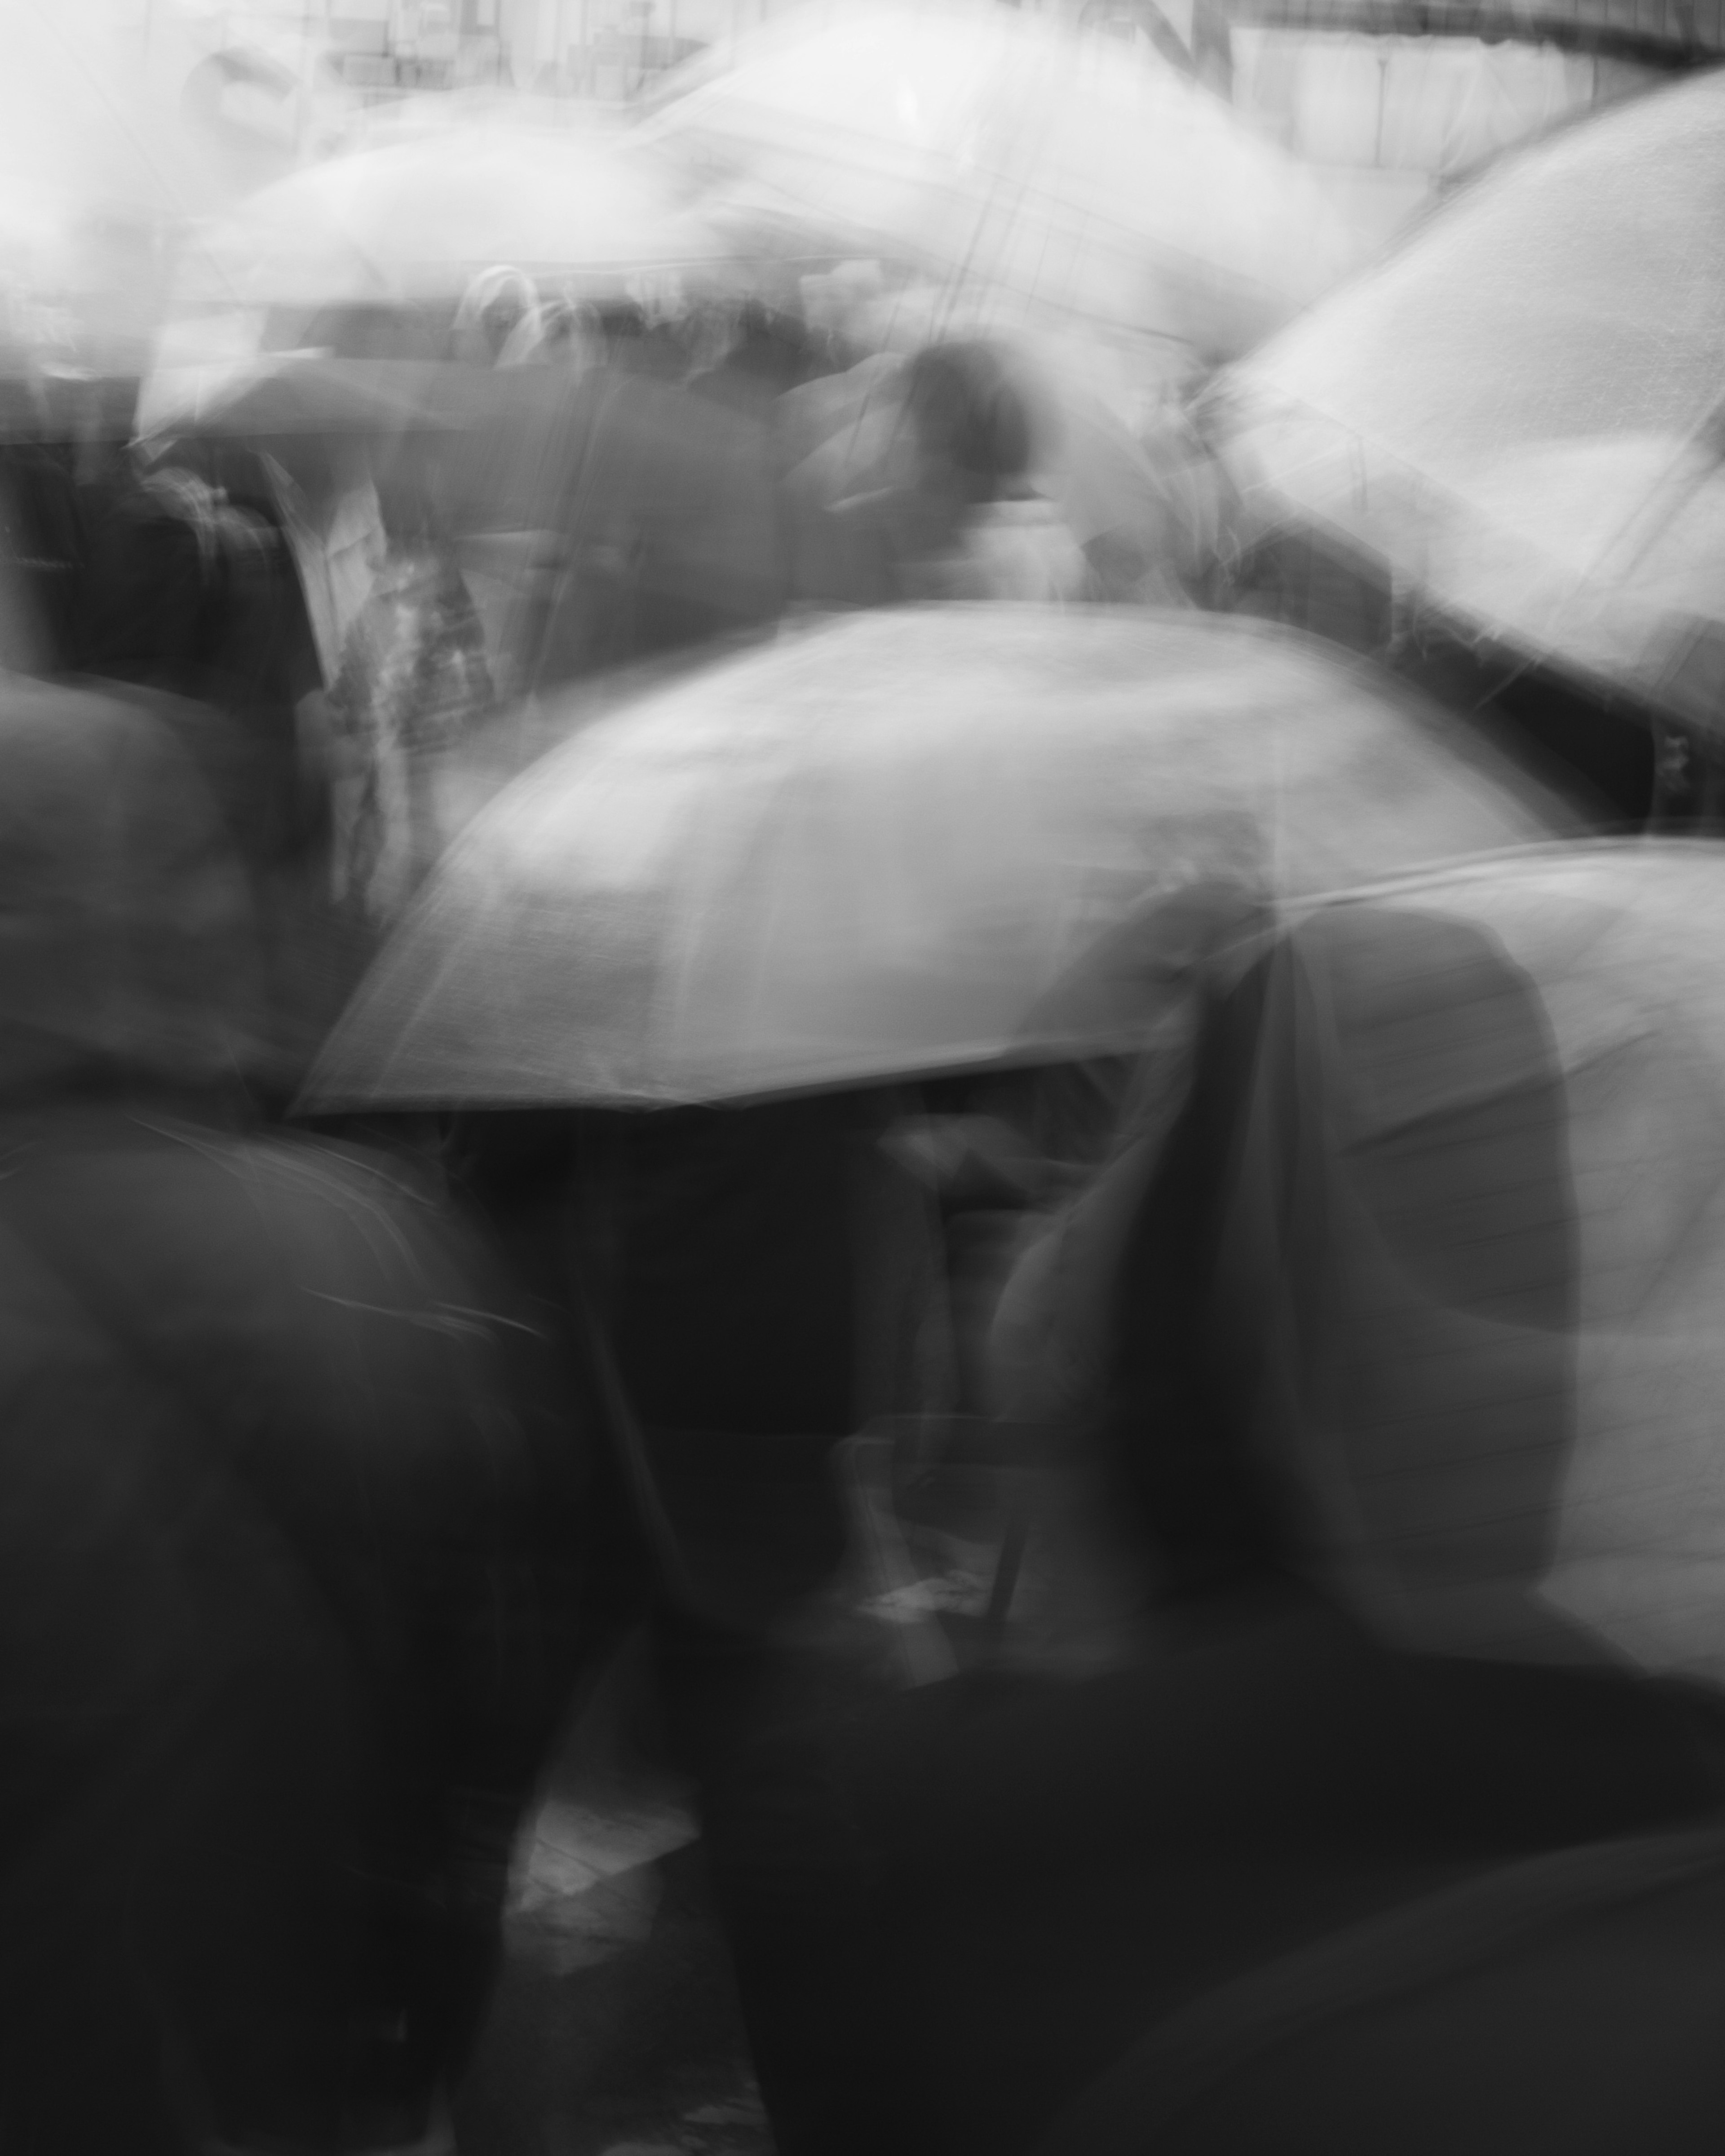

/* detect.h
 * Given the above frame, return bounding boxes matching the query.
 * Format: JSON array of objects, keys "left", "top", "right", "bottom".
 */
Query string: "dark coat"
[
  {"left": 0, "top": 677, "right": 587, "bottom": 2151},
  {"left": 0, "top": 1103, "right": 587, "bottom": 2152}
]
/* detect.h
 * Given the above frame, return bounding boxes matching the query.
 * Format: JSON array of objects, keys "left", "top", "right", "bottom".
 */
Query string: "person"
[
  {"left": 80, "top": 455, "right": 300, "bottom": 823},
  {"left": 774, "top": 337, "right": 1045, "bottom": 609},
  {"left": 496, "top": 295, "right": 599, "bottom": 371},
  {"left": 656, "top": 902, "right": 1725, "bottom": 2156},
  {"left": 892, "top": 338, "right": 1085, "bottom": 601},
  {"left": 687, "top": 298, "right": 832, "bottom": 413},
  {"left": 439, "top": 1080, "right": 960, "bottom": 2152},
  {"left": 778, "top": 333, "right": 1195, "bottom": 611},
  {"left": 322, "top": 532, "right": 494, "bottom": 925},
  {"left": 58, "top": 438, "right": 344, "bottom": 1104},
  {"left": 450, "top": 268, "right": 540, "bottom": 369},
  {"left": 448, "top": 1084, "right": 955, "bottom": 1632},
  {"left": 0, "top": 678, "right": 588, "bottom": 2155}
]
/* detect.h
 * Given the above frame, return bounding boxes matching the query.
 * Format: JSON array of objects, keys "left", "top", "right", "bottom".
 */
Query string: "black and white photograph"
[{"left": 4, "top": 0, "right": 1725, "bottom": 2148}]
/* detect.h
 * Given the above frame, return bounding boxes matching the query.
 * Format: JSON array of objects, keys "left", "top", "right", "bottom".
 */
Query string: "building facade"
[{"left": 116, "top": 0, "right": 1703, "bottom": 208}]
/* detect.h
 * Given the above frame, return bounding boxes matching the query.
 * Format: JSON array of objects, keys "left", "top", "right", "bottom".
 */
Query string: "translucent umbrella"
[
  {"left": 1260, "top": 840, "right": 1725, "bottom": 1691},
  {"left": 0, "top": 7, "right": 216, "bottom": 224},
  {"left": 176, "top": 121, "right": 739, "bottom": 314},
  {"left": 302, "top": 605, "right": 1574, "bottom": 1112},
  {"left": 1215, "top": 68, "right": 1725, "bottom": 726},
  {"left": 635, "top": 5, "right": 1362, "bottom": 362},
  {"left": 0, "top": 7, "right": 204, "bottom": 377}
]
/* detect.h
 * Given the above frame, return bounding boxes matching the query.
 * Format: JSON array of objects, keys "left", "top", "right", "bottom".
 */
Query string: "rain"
[{"left": 4, "top": 2, "right": 1725, "bottom": 2153}]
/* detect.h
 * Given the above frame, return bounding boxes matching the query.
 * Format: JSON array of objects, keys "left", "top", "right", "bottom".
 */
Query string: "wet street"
[
  {"left": 456, "top": 1645, "right": 776, "bottom": 2156},
  {"left": 459, "top": 1843, "right": 772, "bottom": 2156}
]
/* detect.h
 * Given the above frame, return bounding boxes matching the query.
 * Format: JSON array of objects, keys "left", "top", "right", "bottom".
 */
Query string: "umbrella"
[
  {"left": 0, "top": 9, "right": 235, "bottom": 376},
  {"left": 635, "top": 5, "right": 1362, "bottom": 363},
  {"left": 0, "top": 10, "right": 216, "bottom": 224},
  {"left": 302, "top": 605, "right": 1574, "bottom": 1113},
  {"left": 137, "top": 353, "right": 464, "bottom": 442},
  {"left": 173, "top": 121, "right": 739, "bottom": 314},
  {"left": 1214, "top": 68, "right": 1725, "bottom": 727},
  {"left": 1255, "top": 840, "right": 1725, "bottom": 1690}
]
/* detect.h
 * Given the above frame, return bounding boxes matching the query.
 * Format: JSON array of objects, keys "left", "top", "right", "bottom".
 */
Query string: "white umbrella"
[
  {"left": 1260, "top": 841, "right": 1725, "bottom": 1690},
  {"left": 302, "top": 605, "right": 1573, "bottom": 1113},
  {"left": 636, "top": 5, "right": 1363, "bottom": 362},
  {"left": 0, "top": 9, "right": 212, "bottom": 373},
  {"left": 1216, "top": 68, "right": 1725, "bottom": 726},
  {"left": 175, "top": 120, "right": 740, "bottom": 314}
]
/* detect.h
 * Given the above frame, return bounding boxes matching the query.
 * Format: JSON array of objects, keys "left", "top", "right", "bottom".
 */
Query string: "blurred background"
[{"left": 18, "top": 0, "right": 1708, "bottom": 217}]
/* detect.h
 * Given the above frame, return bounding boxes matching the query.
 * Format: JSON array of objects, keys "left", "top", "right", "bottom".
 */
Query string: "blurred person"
[
  {"left": 322, "top": 538, "right": 494, "bottom": 925},
  {"left": 884, "top": 1058, "right": 1142, "bottom": 1419},
  {"left": 81, "top": 456, "right": 293, "bottom": 738},
  {"left": 652, "top": 900, "right": 1725, "bottom": 2156},
  {"left": 450, "top": 268, "right": 539, "bottom": 368},
  {"left": 779, "top": 334, "right": 1204, "bottom": 611},
  {"left": 496, "top": 296, "right": 600, "bottom": 371},
  {"left": 687, "top": 297, "right": 834, "bottom": 414},
  {"left": 66, "top": 441, "right": 346, "bottom": 1098},
  {"left": 228, "top": 416, "right": 496, "bottom": 945},
  {"left": 586, "top": 298, "right": 649, "bottom": 364},
  {"left": 77, "top": 436, "right": 389, "bottom": 1091},
  {"left": 448, "top": 1085, "right": 955, "bottom": 1627},
  {"left": 776, "top": 340, "right": 1022, "bottom": 609},
  {"left": 441, "top": 1082, "right": 958, "bottom": 2150},
  {"left": 892, "top": 338, "right": 1089, "bottom": 602},
  {"left": 845, "top": 337, "right": 1079, "bottom": 602},
  {"left": 0, "top": 677, "right": 588, "bottom": 2156}
]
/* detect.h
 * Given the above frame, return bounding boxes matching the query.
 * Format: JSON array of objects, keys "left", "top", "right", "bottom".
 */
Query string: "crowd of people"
[{"left": 4, "top": 253, "right": 1725, "bottom": 2156}]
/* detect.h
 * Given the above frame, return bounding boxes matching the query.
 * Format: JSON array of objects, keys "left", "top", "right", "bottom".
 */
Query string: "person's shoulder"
[{"left": 71, "top": 1114, "right": 457, "bottom": 1278}]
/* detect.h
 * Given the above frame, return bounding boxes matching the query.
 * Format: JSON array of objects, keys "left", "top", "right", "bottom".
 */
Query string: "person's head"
[
  {"left": 452, "top": 266, "right": 539, "bottom": 365},
  {"left": 900, "top": 340, "right": 1034, "bottom": 507}
]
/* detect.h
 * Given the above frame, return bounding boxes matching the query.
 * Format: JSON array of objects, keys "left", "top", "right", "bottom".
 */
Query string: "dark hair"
[{"left": 903, "top": 340, "right": 1034, "bottom": 500}]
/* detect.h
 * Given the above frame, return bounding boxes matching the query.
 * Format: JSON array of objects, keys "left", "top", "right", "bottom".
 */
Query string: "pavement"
[{"left": 453, "top": 1640, "right": 777, "bottom": 2156}]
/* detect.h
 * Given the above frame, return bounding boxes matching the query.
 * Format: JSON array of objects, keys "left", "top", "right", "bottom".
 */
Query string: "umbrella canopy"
[
  {"left": 137, "top": 352, "right": 463, "bottom": 442},
  {"left": 1214, "top": 67, "right": 1725, "bottom": 726},
  {"left": 303, "top": 605, "right": 1574, "bottom": 1113},
  {"left": 0, "top": 5, "right": 264, "bottom": 375},
  {"left": 1257, "top": 840, "right": 1725, "bottom": 1689},
  {"left": 636, "top": 5, "right": 1362, "bottom": 362},
  {"left": 174, "top": 121, "right": 739, "bottom": 313},
  {"left": 0, "top": 9, "right": 216, "bottom": 225}
]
